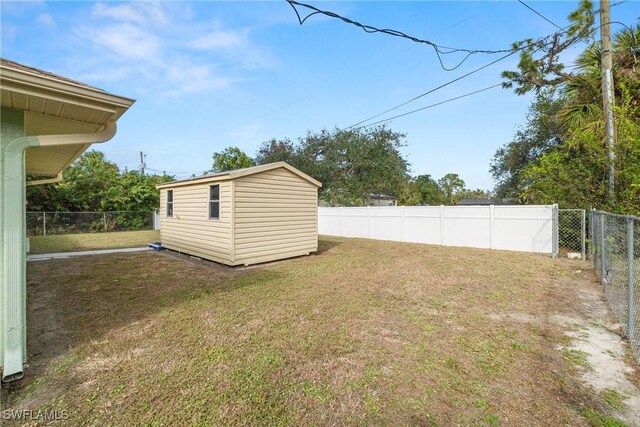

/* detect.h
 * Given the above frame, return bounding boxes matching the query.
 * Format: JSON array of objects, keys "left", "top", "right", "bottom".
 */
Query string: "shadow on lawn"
[
  {"left": 315, "top": 237, "right": 342, "bottom": 255},
  {"left": 6, "top": 237, "right": 342, "bottom": 395},
  {"left": 13, "top": 251, "right": 288, "bottom": 390}
]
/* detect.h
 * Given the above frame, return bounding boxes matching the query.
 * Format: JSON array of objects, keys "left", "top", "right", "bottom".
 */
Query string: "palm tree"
[{"left": 557, "top": 25, "right": 640, "bottom": 131}]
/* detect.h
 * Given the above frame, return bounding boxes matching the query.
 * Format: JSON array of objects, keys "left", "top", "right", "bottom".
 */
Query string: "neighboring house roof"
[
  {"left": 458, "top": 198, "right": 492, "bottom": 206},
  {"left": 157, "top": 162, "right": 322, "bottom": 189},
  {"left": 370, "top": 193, "right": 397, "bottom": 200},
  {"left": 1, "top": 58, "right": 135, "bottom": 177}
]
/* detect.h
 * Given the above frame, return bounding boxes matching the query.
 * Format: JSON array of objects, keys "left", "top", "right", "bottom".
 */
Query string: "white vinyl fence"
[{"left": 318, "top": 205, "right": 556, "bottom": 254}]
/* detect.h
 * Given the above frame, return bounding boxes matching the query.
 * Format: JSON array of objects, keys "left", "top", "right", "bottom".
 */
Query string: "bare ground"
[{"left": 1, "top": 236, "right": 639, "bottom": 426}]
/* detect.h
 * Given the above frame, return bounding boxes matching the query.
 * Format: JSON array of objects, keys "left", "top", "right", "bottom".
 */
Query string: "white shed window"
[
  {"left": 209, "top": 185, "right": 220, "bottom": 220},
  {"left": 166, "top": 190, "right": 173, "bottom": 217}
]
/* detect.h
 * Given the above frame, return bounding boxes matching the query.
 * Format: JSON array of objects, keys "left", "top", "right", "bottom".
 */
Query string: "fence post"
[
  {"left": 439, "top": 205, "right": 445, "bottom": 246},
  {"left": 628, "top": 217, "right": 635, "bottom": 341},
  {"left": 103, "top": 212, "right": 107, "bottom": 232},
  {"left": 581, "top": 209, "right": 586, "bottom": 261},
  {"left": 600, "top": 213, "right": 606, "bottom": 283},
  {"left": 43, "top": 212, "right": 47, "bottom": 237},
  {"left": 401, "top": 206, "right": 406, "bottom": 242},
  {"left": 489, "top": 205, "right": 495, "bottom": 250},
  {"left": 589, "top": 208, "right": 596, "bottom": 265},
  {"left": 552, "top": 204, "right": 558, "bottom": 258}
]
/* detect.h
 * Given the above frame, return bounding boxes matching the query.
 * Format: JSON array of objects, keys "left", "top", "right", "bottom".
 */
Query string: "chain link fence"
[
  {"left": 26, "top": 211, "right": 158, "bottom": 237},
  {"left": 590, "top": 209, "right": 639, "bottom": 363},
  {"left": 557, "top": 209, "right": 586, "bottom": 259}
]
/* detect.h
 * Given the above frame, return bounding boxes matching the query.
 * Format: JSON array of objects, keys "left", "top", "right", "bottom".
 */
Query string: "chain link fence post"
[
  {"left": 628, "top": 217, "right": 636, "bottom": 344},
  {"left": 600, "top": 213, "right": 606, "bottom": 282},
  {"left": 552, "top": 204, "right": 559, "bottom": 258},
  {"left": 581, "top": 209, "right": 586, "bottom": 260},
  {"left": 589, "top": 209, "right": 594, "bottom": 260}
]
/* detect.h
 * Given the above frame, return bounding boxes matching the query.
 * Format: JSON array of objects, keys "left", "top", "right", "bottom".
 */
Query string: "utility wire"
[
  {"left": 211, "top": 95, "right": 310, "bottom": 137},
  {"left": 518, "top": 0, "right": 563, "bottom": 31},
  {"left": 286, "top": 0, "right": 627, "bottom": 72},
  {"left": 345, "top": 16, "right": 634, "bottom": 129},
  {"left": 286, "top": 0, "right": 521, "bottom": 71},
  {"left": 345, "top": 49, "right": 520, "bottom": 129},
  {"left": 359, "top": 83, "right": 502, "bottom": 128}
]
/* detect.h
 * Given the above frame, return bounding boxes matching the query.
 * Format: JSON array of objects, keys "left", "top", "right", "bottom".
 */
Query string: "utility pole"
[
  {"left": 139, "top": 151, "right": 146, "bottom": 175},
  {"left": 600, "top": 0, "right": 616, "bottom": 205}
]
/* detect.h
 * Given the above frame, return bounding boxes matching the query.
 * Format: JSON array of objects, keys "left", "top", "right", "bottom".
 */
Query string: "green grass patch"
[
  {"left": 600, "top": 389, "right": 626, "bottom": 412},
  {"left": 583, "top": 408, "right": 628, "bottom": 427},
  {"left": 29, "top": 230, "right": 160, "bottom": 254},
  {"left": 562, "top": 349, "right": 590, "bottom": 367}
]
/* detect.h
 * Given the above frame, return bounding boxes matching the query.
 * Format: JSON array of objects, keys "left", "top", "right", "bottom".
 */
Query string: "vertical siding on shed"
[
  {"left": 159, "top": 181, "right": 233, "bottom": 264},
  {"left": 233, "top": 167, "right": 318, "bottom": 265}
]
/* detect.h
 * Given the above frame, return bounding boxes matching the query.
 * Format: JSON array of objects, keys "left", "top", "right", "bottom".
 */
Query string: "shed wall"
[
  {"left": 160, "top": 181, "right": 233, "bottom": 264},
  {"left": 233, "top": 167, "right": 318, "bottom": 265}
]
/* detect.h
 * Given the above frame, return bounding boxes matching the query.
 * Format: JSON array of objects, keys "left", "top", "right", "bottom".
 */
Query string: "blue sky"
[{"left": 2, "top": 1, "right": 638, "bottom": 189}]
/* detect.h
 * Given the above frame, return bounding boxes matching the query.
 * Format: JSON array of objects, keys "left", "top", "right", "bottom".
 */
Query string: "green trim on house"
[
  {"left": 1, "top": 59, "right": 134, "bottom": 382},
  {"left": 0, "top": 108, "right": 41, "bottom": 380}
]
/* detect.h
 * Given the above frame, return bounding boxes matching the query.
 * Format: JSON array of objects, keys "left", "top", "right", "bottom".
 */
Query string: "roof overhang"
[{"left": 1, "top": 59, "right": 135, "bottom": 177}]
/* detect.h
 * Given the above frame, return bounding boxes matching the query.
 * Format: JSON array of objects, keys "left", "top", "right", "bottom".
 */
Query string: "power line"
[
  {"left": 518, "top": 0, "right": 563, "bottom": 31},
  {"left": 359, "top": 83, "right": 502, "bottom": 129},
  {"left": 286, "top": 0, "right": 521, "bottom": 55},
  {"left": 345, "top": 49, "right": 520, "bottom": 129},
  {"left": 211, "top": 95, "right": 310, "bottom": 137},
  {"left": 286, "top": 0, "right": 522, "bottom": 71},
  {"left": 286, "top": 0, "right": 627, "bottom": 73},
  {"left": 344, "top": 16, "right": 633, "bottom": 129}
]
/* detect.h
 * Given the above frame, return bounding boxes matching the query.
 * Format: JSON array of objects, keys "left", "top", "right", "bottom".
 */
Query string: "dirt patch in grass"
[
  {"left": 28, "top": 230, "right": 160, "bottom": 254},
  {"left": 2, "top": 237, "right": 639, "bottom": 426}
]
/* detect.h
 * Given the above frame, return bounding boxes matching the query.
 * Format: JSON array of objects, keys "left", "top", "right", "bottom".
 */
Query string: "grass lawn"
[
  {"left": 28, "top": 230, "right": 160, "bottom": 254},
  {"left": 2, "top": 236, "right": 635, "bottom": 425}
]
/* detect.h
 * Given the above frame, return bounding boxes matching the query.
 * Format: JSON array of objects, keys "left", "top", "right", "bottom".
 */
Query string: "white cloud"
[
  {"left": 37, "top": 13, "right": 55, "bottom": 28},
  {"left": 68, "top": 2, "right": 273, "bottom": 99},
  {"left": 92, "top": 1, "right": 167, "bottom": 26},
  {"left": 191, "top": 29, "right": 249, "bottom": 51},
  {"left": 75, "top": 24, "right": 161, "bottom": 62},
  {"left": 165, "top": 62, "right": 234, "bottom": 97},
  {"left": 189, "top": 27, "right": 274, "bottom": 69}
]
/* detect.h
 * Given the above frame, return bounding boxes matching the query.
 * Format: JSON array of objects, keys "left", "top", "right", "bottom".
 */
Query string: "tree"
[
  {"left": 455, "top": 188, "right": 491, "bottom": 202},
  {"left": 501, "top": 0, "right": 595, "bottom": 95},
  {"left": 211, "top": 147, "right": 255, "bottom": 173},
  {"left": 255, "top": 126, "right": 411, "bottom": 206},
  {"left": 26, "top": 150, "right": 174, "bottom": 213},
  {"left": 490, "top": 90, "right": 564, "bottom": 203},
  {"left": 496, "top": 12, "right": 640, "bottom": 213},
  {"left": 55, "top": 151, "right": 121, "bottom": 211},
  {"left": 255, "top": 138, "right": 296, "bottom": 165},
  {"left": 522, "top": 89, "right": 640, "bottom": 213},
  {"left": 413, "top": 174, "right": 444, "bottom": 205},
  {"left": 438, "top": 173, "right": 465, "bottom": 205}
]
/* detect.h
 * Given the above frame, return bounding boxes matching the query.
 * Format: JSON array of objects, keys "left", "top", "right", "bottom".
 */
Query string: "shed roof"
[{"left": 157, "top": 162, "right": 322, "bottom": 189}]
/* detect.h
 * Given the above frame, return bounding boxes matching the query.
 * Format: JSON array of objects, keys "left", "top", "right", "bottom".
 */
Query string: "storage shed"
[{"left": 157, "top": 162, "right": 322, "bottom": 266}]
